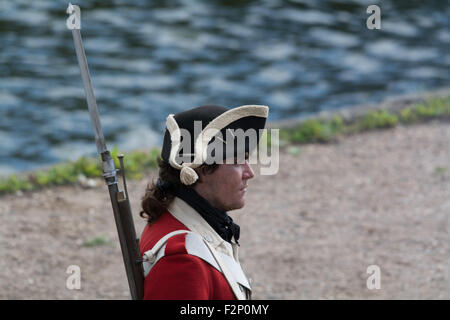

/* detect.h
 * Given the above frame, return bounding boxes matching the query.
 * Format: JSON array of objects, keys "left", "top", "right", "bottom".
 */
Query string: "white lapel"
[{"left": 168, "top": 197, "right": 251, "bottom": 290}]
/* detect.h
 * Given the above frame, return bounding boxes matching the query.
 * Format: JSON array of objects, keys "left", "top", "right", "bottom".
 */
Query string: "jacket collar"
[{"left": 168, "top": 196, "right": 239, "bottom": 260}]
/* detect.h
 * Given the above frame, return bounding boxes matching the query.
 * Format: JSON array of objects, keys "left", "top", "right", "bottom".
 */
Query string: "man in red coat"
[{"left": 139, "top": 104, "right": 269, "bottom": 300}]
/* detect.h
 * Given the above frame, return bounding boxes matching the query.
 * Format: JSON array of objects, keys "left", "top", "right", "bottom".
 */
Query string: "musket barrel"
[{"left": 69, "top": 13, "right": 144, "bottom": 299}]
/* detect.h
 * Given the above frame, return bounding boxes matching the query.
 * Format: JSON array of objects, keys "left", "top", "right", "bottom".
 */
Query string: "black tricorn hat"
[{"left": 161, "top": 105, "right": 269, "bottom": 185}]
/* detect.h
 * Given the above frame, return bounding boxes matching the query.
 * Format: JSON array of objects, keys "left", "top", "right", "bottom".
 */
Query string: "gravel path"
[{"left": 0, "top": 120, "right": 448, "bottom": 299}]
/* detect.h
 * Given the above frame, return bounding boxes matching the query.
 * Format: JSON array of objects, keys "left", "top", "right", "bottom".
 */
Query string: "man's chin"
[{"left": 227, "top": 199, "right": 245, "bottom": 212}]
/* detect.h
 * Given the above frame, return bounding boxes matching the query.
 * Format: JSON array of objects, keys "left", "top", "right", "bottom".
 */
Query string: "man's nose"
[{"left": 243, "top": 161, "right": 254, "bottom": 180}]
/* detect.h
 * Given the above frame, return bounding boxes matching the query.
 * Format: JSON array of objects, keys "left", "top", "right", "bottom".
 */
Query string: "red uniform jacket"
[{"left": 140, "top": 211, "right": 236, "bottom": 300}]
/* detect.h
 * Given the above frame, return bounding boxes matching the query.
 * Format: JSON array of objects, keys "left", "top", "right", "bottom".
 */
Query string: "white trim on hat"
[
  {"left": 165, "top": 114, "right": 182, "bottom": 170},
  {"left": 192, "top": 105, "right": 268, "bottom": 166}
]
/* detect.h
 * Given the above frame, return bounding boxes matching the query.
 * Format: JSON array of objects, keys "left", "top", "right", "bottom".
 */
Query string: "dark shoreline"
[{"left": 267, "top": 87, "right": 450, "bottom": 129}]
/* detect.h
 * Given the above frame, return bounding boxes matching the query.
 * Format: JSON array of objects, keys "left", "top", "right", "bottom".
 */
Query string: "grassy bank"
[
  {"left": 274, "top": 95, "right": 450, "bottom": 145},
  {"left": 1, "top": 96, "right": 449, "bottom": 195},
  {"left": 0, "top": 148, "right": 160, "bottom": 194}
]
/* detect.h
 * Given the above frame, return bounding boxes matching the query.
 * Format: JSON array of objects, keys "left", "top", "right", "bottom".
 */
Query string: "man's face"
[{"left": 194, "top": 155, "right": 255, "bottom": 212}]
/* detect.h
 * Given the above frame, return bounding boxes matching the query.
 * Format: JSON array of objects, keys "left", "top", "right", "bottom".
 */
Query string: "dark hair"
[{"left": 140, "top": 157, "right": 219, "bottom": 224}]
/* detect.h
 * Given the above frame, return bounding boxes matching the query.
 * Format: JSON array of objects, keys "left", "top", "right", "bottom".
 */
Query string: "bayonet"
[{"left": 67, "top": 3, "right": 144, "bottom": 300}]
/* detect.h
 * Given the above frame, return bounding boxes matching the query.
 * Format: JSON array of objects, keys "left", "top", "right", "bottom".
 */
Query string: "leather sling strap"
[
  {"left": 142, "top": 230, "right": 190, "bottom": 263},
  {"left": 202, "top": 237, "right": 246, "bottom": 300}
]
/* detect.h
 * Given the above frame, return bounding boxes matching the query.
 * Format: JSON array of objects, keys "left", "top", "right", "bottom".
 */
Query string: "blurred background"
[
  {"left": 1, "top": 0, "right": 449, "bottom": 301},
  {"left": 1, "top": 0, "right": 449, "bottom": 175}
]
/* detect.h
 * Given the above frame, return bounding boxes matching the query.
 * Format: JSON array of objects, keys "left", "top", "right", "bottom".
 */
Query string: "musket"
[{"left": 67, "top": 3, "right": 144, "bottom": 300}]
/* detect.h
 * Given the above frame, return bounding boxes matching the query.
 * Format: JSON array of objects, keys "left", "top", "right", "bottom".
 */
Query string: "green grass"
[
  {"left": 82, "top": 236, "right": 111, "bottom": 248},
  {"left": 290, "top": 115, "right": 344, "bottom": 143},
  {"left": 434, "top": 166, "right": 449, "bottom": 175},
  {"left": 0, "top": 147, "right": 160, "bottom": 195},
  {"left": 269, "top": 115, "right": 345, "bottom": 146},
  {"left": 269, "top": 96, "right": 450, "bottom": 147}
]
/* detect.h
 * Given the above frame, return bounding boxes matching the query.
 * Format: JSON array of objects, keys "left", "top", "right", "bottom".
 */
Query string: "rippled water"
[{"left": 1, "top": 0, "right": 449, "bottom": 174}]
